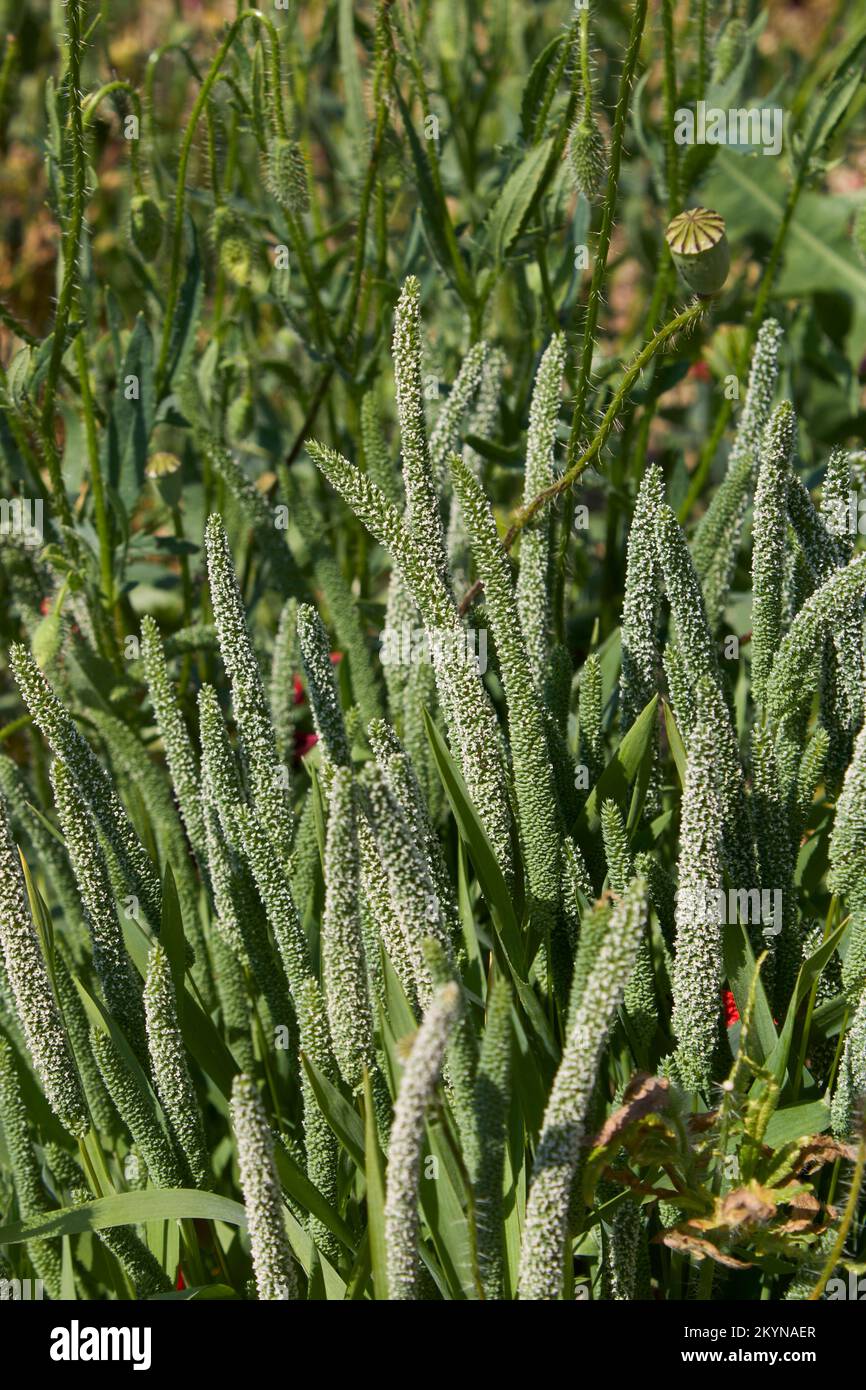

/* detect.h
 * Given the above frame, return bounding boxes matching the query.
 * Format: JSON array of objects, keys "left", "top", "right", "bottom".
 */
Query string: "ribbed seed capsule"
[{"left": 665, "top": 207, "right": 730, "bottom": 297}]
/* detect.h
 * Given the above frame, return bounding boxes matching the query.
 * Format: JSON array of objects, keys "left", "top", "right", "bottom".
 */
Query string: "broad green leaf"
[
  {"left": 301, "top": 1054, "right": 365, "bottom": 1169},
  {"left": 103, "top": 314, "right": 155, "bottom": 512},
  {"left": 722, "top": 923, "right": 778, "bottom": 1065},
  {"left": 760, "top": 917, "right": 850, "bottom": 1091},
  {"left": 520, "top": 34, "right": 566, "bottom": 140},
  {"left": 484, "top": 138, "right": 553, "bottom": 263},
  {"left": 764, "top": 1099, "right": 830, "bottom": 1148},
  {"left": 575, "top": 695, "right": 659, "bottom": 842},
  {"left": 0, "top": 1190, "right": 247, "bottom": 1247},
  {"left": 164, "top": 214, "right": 203, "bottom": 391}
]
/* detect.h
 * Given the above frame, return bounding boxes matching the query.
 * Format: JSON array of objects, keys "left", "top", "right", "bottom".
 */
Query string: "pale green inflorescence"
[
  {"left": 693, "top": 318, "right": 785, "bottom": 626},
  {"left": 9, "top": 644, "right": 162, "bottom": 929},
  {"left": 451, "top": 455, "right": 562, "bottom": 930},
  {"left": 297, "top": 603, "right": 351, "bottom": 771},
  {"left": 601, "top": 800, "right": 657, "bottom": 1049},
  {"left": 447, "top": 345, "right": 504, "bottom": 573},
  {"left": 360, "top": 763, "right": 449, "bottom": 1007},
  {"left": 620, "top": 463, "right": 664, "bottom": 732},
  {"left": 831, "top": 990, "right": 866, "bottom": 1140},
  {"left": 269, "top": 597, "right": 300, "bottom": 764},
  {"left": 321, "top": 768, "right": 377, "bottom": 1092},
  {"left": 518, "top": 879, "right": 647, "bottom": 1300},
  {"left": 368, "top": 719, "right": 460, "bottom": 944},
  {"left": 392, "top": 276, "right": 451, "bottom": 592},
  {"left": 578, "top": 651, "right": 604, "bottom": 789},
  {"left": 751, "top": 402, "right": 797, "bottom": 708},
  {"left": 671, "top": 712, "right": 725, "bottom": 1091},
  {"left": 50, "top": 759, "right": 146, "bottom": 1063},
  {"left": 91, "top": 1028, "right": 185, "bottom": 1189},
  {"left": 829, "top": 717, "right": 866, "bottom": 998},
  {"left": 0, "top": 798, "right": 88, "bottom": 1138},
  {"left": 0, "top": 1034, "right": 63, "bottom": 1296},
  {"left": 655, "top": 504, "right": 720, "bottom": 694},
  {"left": 231, "top": 1072, "right": 299, "bottom": 1300},
  {"left": 766, "top": 553, "right": 866, "bottom": 726},
  {"left": 143, "top": 943, "right": 210, "bottom": 1188},
  {"left": 205, "top": 513, "right": 294, "bottom": 866},
  {"left": 384, "top": 981, "right": 461, "bottom": 1299},
  {"left": 429, "top": 339, "right": 489, "bottom": 490},
  {"left": 141, "top": 613, "right": 208, "bottom": 865},
  {"left": 473, "top": 976, "right": 512, "bottom": 1301},
  {"left": 310, "top": 442, "right": 513, "bottom": 879},
  {"left": 516, "top": 335, "right": 566, "bottom": 690},
  {"left": 357, "top": 809, "right": 419, "bottom": 1013}
]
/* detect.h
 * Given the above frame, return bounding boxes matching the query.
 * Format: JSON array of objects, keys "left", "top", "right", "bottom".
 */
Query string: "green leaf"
[
  {"left": 338, "top": 0, "right": 366, "bottom": 145},
  {"left": 761, "top": 917, "right": 850, "bottom": 1090},
  {"left": 423, "top": 709, "right": 521, "bottom": 962},
  {"left": 103, "top": 314, "right": 155, "bottom": 513},
  {"left": 301, "top": 1054, "right": 365, "bottom": 1168},
  {"left": 662, "top": 697, "right": 687, "bottom": 787},
  {"left": 520, "top": 34, "right": 566, "bottom": 141},
  {"left": 703, "top": 151, "right": 866, "bottom": 361},
  {"left": 795, "top": 33, "right": 866, "bottom": 168},
  {"left": 575, "top": 695, "right": 659, "bottom": 842},
  {"left": 272, "top": 1145, "right": 356, "bottom": 1253},
  {"left": 164, "top": 214, "right": 204, "bottom": 391},
  {"left": 393, "top": 87, "right": 471, "bottom": 301},
  {"left": 0, "top": 1190, "right": 247, "bottom": 1247},
  {"left": 763, "top": 1100, "right": 830, "bottom": 1148},
  {"left": 723, "top": 924, "right": 778, "bottom": 1065},
  {"left": 483, "top": 139, "right": 553, "bottom": 263}
]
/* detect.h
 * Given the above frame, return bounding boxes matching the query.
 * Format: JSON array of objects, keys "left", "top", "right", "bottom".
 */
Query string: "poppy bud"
[
  {"left": 711, "top": 17, "right": 748, "bottom": 85},
  {"left": 665, "top": 207, "right": 730, "bottom": 297},
  {"left": 130, "top": 194, "right": 164, "bottom": 261},
  {"left": 566, "top": 119, "right": 607, "bottom": 202},
  {"left": 265, "top": 136, "right": 310, "bottom": 215}
]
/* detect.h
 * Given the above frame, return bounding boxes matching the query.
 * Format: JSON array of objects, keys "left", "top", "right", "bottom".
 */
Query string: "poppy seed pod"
[
  {"left": 129, "top": 194, "right": 164, "bottom": 261},
  {"left": 665, "top": 207, "right": 731, "bottom": 297}
]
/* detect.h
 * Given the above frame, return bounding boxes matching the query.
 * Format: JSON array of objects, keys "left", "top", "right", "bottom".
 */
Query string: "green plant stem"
[
  {"left": 74, "top": 336, "right": 115, "bottom": 614},
  {"left": 809, "top": 1124, "right": 866, "bottom": 1299},
  {"left": 39, "top": 0, "right": 87, "bottom": 534},
  {"left": 155, "top": 9, "right": 296, "bottom": 395},
  {"left": 566, "top": 0, "right": 648, "bottom": 461},
  {"left": 458, "top": 297, "right": 705, "bottom": 614}
]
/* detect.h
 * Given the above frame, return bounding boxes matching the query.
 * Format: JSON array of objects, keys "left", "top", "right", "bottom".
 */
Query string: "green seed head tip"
[
  {"left": 665, "top": 208, "right": 730, "bottom": 297},
  {"left": 566, "top": 119, "right": 607, "bottom": 202},
  {"left": 130, "top": 194, "right": 163, "bottom": 261}
]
